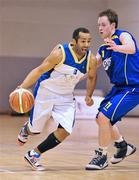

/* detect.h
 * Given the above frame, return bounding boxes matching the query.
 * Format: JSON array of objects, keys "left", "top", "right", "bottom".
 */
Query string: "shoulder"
[
  {"left": 115, "top": 29, "right": 133, "bottom": 39},
  {"left": 42, "top": 44, "right": 63, "bottom": 65},
  {"left": 50, "top": 44, "right": 63, "bottom": 61},
  {"left": 89, "top": 53, "right": 97, "bottom": 66},
  {"left": 120, "top": 32, "right": 133, "bottom": 40}
]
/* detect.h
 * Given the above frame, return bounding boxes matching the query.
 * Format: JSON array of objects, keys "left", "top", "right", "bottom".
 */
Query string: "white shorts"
[{"left": 28, "top": 86, "right": 76, "bottom": 134}]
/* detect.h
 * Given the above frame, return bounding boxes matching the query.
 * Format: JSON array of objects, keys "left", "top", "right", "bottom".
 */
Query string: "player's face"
[
  {"left": 75, "top": 32, "right": 91, "bottom": 56},
  {"left": 98, "top": 16, "right": 115, "bottom": 39}
]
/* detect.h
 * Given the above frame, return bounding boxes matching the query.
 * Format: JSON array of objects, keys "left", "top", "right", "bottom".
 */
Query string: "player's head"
[
  {"left": 72, "top": 27, "right": 91, "bottom": 56},
  {"left": 72, "top": 27, "right": 90, "bottom": 42},
  {"left": 98, "top": 9, "right": 118, "bottom": 39}
]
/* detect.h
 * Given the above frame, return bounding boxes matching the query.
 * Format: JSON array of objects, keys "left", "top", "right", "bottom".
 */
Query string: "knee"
[{"left": 96, "top": 112, "right": 110, "bottom": 127}]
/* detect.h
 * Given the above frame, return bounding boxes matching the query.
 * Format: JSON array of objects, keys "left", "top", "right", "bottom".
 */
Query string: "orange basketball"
[{"left": 9, "top": 88, "right": 34, "bottom": 113}]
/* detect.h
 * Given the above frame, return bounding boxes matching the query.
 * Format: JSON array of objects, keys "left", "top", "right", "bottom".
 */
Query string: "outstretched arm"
[{"left": 104, "top": 32, "right": 136, "bottom": 54}]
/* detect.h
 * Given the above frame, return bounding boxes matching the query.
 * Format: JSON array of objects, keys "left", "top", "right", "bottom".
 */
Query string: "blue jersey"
[
  {"left": 98, "top": 29, "right": 139, "bottom": 86},
  {"left": 35, "top": 43, "right": 91, "bottom": 95}
]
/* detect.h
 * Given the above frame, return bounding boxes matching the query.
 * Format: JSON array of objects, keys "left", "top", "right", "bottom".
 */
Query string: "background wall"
[
  {"left": 0, "top": 0, "right": 139, "bottom": 112},
  {"left": 0, "top": 0, "right": 105, "bottom": 57}
]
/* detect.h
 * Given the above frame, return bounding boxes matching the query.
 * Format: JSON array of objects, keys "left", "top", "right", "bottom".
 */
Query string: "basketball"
[{"left": 9, "top": 88, "right": 34, "bottom": 113}]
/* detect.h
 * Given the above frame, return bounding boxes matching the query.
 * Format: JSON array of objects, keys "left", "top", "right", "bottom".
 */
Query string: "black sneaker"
[
  {"left": 86, "top": 150, "right": 108, "bottom": 170},
  {"left": 110, "top": 141, "right": 136, "bottom": 164}
]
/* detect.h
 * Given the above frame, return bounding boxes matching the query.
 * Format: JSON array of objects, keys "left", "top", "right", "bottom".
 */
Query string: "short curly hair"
[{"left": 72, "top": 27, "right": 90, "bottom": 42}]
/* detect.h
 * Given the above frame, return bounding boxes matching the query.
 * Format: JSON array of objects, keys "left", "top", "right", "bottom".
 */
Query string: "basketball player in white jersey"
[{"left": 17, "top": 27, "right": 97, "bottom": 170}]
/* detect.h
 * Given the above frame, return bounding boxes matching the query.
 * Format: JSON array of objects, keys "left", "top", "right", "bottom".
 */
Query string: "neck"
[
  {"left": 110, "top": 29, "right": 116, "bottom": 37},
  {"left": 72, "top": 46, "right": 85, "bottom": 60}
]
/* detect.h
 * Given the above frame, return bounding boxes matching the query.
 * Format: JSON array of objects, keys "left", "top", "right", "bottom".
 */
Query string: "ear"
[
  {"left": 111, "top": 22, "right": 116, "bottom": 29},
  {"left": 71, "top": 38, "right": 76, "bottom": 46}
]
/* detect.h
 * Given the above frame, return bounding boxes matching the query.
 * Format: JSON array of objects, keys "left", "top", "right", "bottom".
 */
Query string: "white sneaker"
[
  {"left": 24, "top": 151, "right": 46, "bottom": 171},
  {"left": 18, "top": 122, "right": 29, "bottom": 145},
  {"left": 110, "top": 143, "right": 136, "bottom": 164},
  {"left": 126, "top": 144, "right": 136, "bottom": 156},
  {"left": 86, "top": 150, "right": 108, "bottom": 170}
]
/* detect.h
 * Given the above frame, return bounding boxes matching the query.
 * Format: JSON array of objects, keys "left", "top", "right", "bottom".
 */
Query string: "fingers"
[
  {"left": 104, "top": 38, "right": 117, "bottom": 51},
  {"left": 104, "top": 38, "right": 113, "bottom": 43},
  {"left": 85, "top": 97, "right": 94, "bottom": 106},
  {"left": 104, "top": 38, "right": 114, "bottom": 46}
]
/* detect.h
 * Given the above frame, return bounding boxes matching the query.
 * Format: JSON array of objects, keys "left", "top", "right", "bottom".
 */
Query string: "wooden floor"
[{"left": 0, "top": 115, "right": 139, "bottom": 180}]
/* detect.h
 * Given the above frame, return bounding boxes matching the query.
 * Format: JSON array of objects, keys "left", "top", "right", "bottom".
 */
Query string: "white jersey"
[
  {"left": 35, "top": 43, "right": 91, "bottom": 95},
  {"left": 29, "top": 43, "right": 91, "bottom": 134}
]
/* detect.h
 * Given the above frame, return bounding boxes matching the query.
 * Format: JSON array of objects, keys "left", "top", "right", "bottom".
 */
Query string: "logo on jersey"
[{"left": 103, "top": 58, "right": 111, "bottom": 70}]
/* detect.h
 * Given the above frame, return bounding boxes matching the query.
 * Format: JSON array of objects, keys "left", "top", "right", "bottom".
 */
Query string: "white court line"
[{"left": 0, "top": 168, "right": 14, "bottom": 173}]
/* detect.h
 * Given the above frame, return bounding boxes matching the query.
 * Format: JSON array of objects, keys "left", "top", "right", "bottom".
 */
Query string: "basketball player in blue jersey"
[
  {"left": 86, "top": 9, "right": 139, "bottom": 170},
  {"left": 16, "top": 27, "right": 97, "bottom": 170}
]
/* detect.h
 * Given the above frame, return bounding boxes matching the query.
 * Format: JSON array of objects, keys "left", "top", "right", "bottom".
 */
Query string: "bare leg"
[
  {"left": 110, "top": 124, "right": 122, "bottom": 141},
  {"left": 24, "top": 128, "right": 70, "bottom": 171},
  {"left": 86, "top": 113, "right": 136, "bottom": 170},
  {"left": 86, "top": 112, "right": 110, "bottom": 170},
  {"left": 54, "top": 128, "right": 70, "bottom": 141},
  {"left": 96, "top": 114, "right": 122, "bottom": 143},
  {"left": 96, "top": 112, "right": 111, "bottom": 147}
]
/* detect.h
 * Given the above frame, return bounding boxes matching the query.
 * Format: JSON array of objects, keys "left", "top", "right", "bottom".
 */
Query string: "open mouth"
[{"left": 82, "top": 48, "right": 87, "bottom": 52}]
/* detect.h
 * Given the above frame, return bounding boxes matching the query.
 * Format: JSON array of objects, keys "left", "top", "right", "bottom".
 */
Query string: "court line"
[{"left": 0, "top": 168, "right": 14, "bottom": 173}]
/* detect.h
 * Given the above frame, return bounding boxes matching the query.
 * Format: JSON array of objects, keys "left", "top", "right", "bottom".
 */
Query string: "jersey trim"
[
  {"left": 55, "top": 44, "right": 66, "bottom": 68},
  {"left": 124, "top": 54, "right": 128, "bottom": 85},
  {"left": 111, "top": 91, "right": 129, "bottom": 121},
  {"left": 68, "top": 43, "right": 87, "bottom": 64},
  {"left": 111, "top": 35, "right": 118, "bottom": 39}
]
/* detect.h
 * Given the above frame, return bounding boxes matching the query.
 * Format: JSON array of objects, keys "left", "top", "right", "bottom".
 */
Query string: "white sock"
[
  {"left": 99, "top": 146, "right": 108, "bottom": 155},
  {"left": 30, "top": 149, "right": 40, "bottom": 158},
  {"left": 115, "top": 136, "right": 124, "bottom": 143}
]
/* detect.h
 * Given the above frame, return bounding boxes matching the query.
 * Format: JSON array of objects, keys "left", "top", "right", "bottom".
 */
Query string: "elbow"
[
  {"left": 129, "top": 45, "right": 136, "bottom": 54},
  {"left": 37, "top": 66, "right": 46, "bottom": 75},
  {"left": 129, "top": 48, "right": 136, "bottom": 54},
  {"left": 131, "top": 49, "right": 136, "bottom": 54}
]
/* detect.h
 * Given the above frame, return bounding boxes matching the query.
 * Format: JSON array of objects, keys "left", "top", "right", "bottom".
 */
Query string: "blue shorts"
[{"left": 98, "top": 86, "right": 139, "bottom": 125}]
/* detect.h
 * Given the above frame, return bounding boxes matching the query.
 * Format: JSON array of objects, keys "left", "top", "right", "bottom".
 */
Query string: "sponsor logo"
[{"left": 103, "top": 58, "right": 111, "bottom": 70}]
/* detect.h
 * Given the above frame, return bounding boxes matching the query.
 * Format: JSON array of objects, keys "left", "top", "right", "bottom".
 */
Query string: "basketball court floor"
[{"left": 0, "top": 115, "right": 139, "bottom": 180}]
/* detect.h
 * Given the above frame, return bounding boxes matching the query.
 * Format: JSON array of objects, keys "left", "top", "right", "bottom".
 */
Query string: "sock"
[
  {"left": 99, "top": 146, "right": 108, "bottom": 155},
  {"left": 115, "top": 136, "right": 124, "bottom": 143},
  {"left": 37, "top": 132, "right": 61, "bottom": 153},
  {"left": 30, "top": 149, "right": 40, "bottom": 158}
]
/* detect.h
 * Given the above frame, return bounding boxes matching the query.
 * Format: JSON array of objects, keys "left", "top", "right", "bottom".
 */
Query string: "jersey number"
[
  {"left": 102, "top": 50, "right": 105, "bottom": 58},
  {"left": 103, "top": 101, "right": 112, "bottom": 111}
]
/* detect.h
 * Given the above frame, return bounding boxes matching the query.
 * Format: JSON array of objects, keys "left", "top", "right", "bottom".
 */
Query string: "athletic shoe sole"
[
  {"left": 86, "top": 163, "right": 108, "bottom": 170},
  {"left": 24, "top": 154, "right": 46, "bottom": 171}
]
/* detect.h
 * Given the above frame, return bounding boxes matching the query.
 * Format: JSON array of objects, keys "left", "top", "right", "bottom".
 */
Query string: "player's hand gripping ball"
[{"left": 9, "top": 88, "right": 34, "bottom": 113}]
